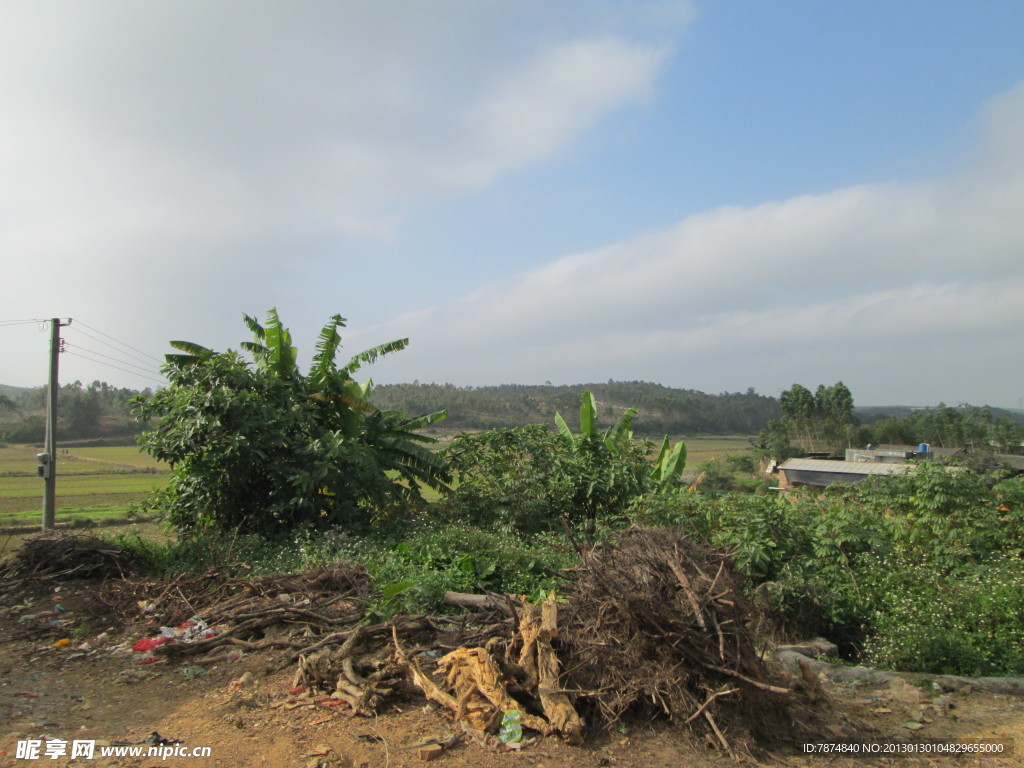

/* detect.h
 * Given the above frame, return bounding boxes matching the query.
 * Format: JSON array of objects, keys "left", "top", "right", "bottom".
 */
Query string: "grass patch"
[
  {"left": 0, "top": 503, "right": 150, "bottom": 530},
  {"left": 682, "top": 436, "right": 752, "bottom": 462},
  {"left": 66, "top": 445, "right": 167, "bottom": 470},
  {"left": 105, "top": 521, "right": 578, "bottom": 617},
  {"left": 0, "top": 473, "right": 168, "bottom": 498},
  {"left": 0, "top": 444, "right": 167, "bottom": 475},
  {"left": 0, "top": 492, "right": 159, "bottom": 516}
]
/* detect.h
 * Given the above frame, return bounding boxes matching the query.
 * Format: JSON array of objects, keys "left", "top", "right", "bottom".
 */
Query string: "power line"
[
  {"left": 63, "top": 342, "right": 163, "bottom": 376},
  {"left": 63, "top": 350, "right": 166, "bottom": 386},
  {"left": 72, "top": 320, "right": 164, "bottom": 363},
  {"left": 0, "top": 319, "right": 49, "bottom": 327},
  {"left": 65, "top": 326, "right": 165, "bottom": 371}
]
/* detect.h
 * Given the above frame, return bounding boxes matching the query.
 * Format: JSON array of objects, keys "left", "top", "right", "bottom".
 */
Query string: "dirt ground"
[{"left": 2, "top": 578, "right": 1023, "bottom": 768}]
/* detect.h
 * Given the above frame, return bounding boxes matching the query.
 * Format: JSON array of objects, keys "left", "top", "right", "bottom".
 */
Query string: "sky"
[{"left": 2, "top": 1, "right": 1023, "bottom": 408}]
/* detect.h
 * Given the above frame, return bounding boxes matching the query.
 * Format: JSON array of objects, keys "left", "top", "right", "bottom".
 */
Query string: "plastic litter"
[
  {"left": 131, "top": 617, "right": 226, "bottom": 653},
  {"left": 498, "top": 709, "right": 523, "bottom": 744},
  {"left": 132, "top": 636, "right": 174, "bottom": 652}
]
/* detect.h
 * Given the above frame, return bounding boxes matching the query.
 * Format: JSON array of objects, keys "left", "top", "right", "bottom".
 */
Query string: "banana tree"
[
  {"left": 556, "top": 391, "right": 688, "bottom": 498},
  {"left": 552, "top": 391, "right": 647, "bottom": 536},
  {"left": 241, "top": 308, "right": 298, "bottom": 378},
  {"left": 554, "top": 390, "right": 639, "bottom": 455},
  {"left": 650, "top": 435, "right": 687, "bottom": 494}
]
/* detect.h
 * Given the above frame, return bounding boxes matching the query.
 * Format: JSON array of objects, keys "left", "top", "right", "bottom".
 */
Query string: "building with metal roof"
[{"left": 776, "top": 458, "right": 914, "bottom": 489}]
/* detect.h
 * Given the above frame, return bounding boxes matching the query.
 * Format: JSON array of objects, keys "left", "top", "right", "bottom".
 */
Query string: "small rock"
[
  {"left": 887, "top": 679, "right": 924, "bottom": 705},
  {"left": 418, "top": 744, "right": 444, "bottom": 761},
  {"left": 777, "top": 637, "right": 839, "bottom": 660},
  {"left": 809, "top": 637, "right": 839, "bottom": 657},
  {"left": 231, "top": 671, "right": 256, "bottom": 690}
]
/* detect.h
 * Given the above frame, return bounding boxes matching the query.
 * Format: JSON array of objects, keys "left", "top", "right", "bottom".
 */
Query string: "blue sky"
[{"left": 2, "top": 1, "right": 1023, "bottom": 408}]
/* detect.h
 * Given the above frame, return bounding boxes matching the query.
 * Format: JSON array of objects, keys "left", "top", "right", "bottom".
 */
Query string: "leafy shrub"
[
  {"left": 442, "top": 423, "right": 649, "bottom": 535},
  {"left": 632, "top": 466, "right": 1024, "bottom": 674},
  {"left": 354, "top": 524, "right": 577, "bottom": 616},
  {"left": 861, "top": 556, "right": 1024, "bottom": 675},
  {"left": 131, "top": 311, "right": 448, "bottom": 536}
]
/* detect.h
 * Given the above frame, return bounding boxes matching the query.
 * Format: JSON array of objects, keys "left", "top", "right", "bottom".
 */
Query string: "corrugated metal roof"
[
  {"left": 996, "top": 454, "right": 1024, "bottom": 470},
  {"left": 875, "top": 444, "right": 963, "bottom": 456},
  {"left": 778, "top": 459, "right": 914, "bottom": 476}
]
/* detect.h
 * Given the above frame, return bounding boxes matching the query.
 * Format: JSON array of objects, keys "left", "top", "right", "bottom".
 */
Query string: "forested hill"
[
  {"left": 0, "top": 381, "right": 149, "bottom": 443},
  {"left": 368, "top": 381, "right": 780, "bottom": 436}
]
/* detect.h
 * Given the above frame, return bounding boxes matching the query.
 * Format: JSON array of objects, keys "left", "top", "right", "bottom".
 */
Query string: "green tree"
[
  {"left": 132, "top": 310, "right": 449, "bottom": 536},
  {"left": 443, "top": 391, "right": 674, "bottom": 536},
  {"left": 554, "top": 391, "right": 665, "bottom": 536},
  {"left": 816, "top": 381, "right": 856, "bottom": 451},
  {"left": 443, "top": 424, "right": 577, "bottom": 534},
  {"left": 780, "top": 383, "right": 817, "bottom": 450},
  {"left": 991, "top": 416, "right": 1023, "bottom": 453},
  {"left": 772, "top": 382, "right": 857, "bottom": 455},
  {"left": 750, "top": 418, "right": 799, "bottom": 462}
]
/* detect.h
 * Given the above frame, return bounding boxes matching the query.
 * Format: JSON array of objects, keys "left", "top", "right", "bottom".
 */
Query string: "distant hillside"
[
  {"left": 369, "top": 381, "right": 780, "bottom": 436},
  {"left": 0, "top": 381, "right": 148, "bottom": 443},
  {"left": 7, "top": 375, "right": 1018, "bottom": 444},
  {"left": 857, "top": 404, "right": 1024, "bottom": 425}
]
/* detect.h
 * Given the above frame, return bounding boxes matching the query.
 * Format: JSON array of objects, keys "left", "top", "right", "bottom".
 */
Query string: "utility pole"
[{"left": 41, "top": 317, "right": 71, "bottom": 530}]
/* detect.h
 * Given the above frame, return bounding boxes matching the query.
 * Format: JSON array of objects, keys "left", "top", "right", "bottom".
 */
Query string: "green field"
[
  {"left": 678, "top": 436, "right": 751, "bottom": 464},
  {"left": 0, "top": 444, "right": 169, "bottom": 522}
]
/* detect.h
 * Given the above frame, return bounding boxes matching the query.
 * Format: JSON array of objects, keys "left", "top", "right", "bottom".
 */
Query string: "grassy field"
[
  {"left": 0, "top": 443, "right": 169, "bottom": 520},
  {"left": 680, "top": 436, "right": 752, "bottom": 464}
]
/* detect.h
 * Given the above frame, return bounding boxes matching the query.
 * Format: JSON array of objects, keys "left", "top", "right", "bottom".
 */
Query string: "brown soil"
[{"left": 2, "top": 578, "right": 1024, "bottom": 768}]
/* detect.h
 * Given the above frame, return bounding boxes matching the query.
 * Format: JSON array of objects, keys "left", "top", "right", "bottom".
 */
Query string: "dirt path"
[{"left": 2, "top": 579, "right": 1023, "bottom": 768}]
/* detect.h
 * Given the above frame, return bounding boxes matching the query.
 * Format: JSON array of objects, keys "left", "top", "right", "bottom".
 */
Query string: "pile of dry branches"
[
  {"left": 1, "top": 531, "right": 138, "bottom": 579},
  {"left": 98, "top": 564, "right": 372, "bottom": 625},
  {"left": 558, "top": 526, "right": 797, "bottom": 749},
  {"left": 5, "top": 529, "right": 816, "bottom": 752},
  {"left": 99, "top": 563, "right": 439, "bottom": 710}
]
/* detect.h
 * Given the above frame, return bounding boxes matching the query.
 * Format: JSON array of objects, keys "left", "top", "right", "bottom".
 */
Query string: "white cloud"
[
  {"left": 457, "top": 38, "right": 668, "bottom": 186},
  {"left": 350, "top": 82, "right": 1024, "bottom": 406},
  {"left": 0, "top": 1, "right": 691, "bottom": 386},
  {"left": 0, "top": 2, "right": 678, "bottom": 258}
]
